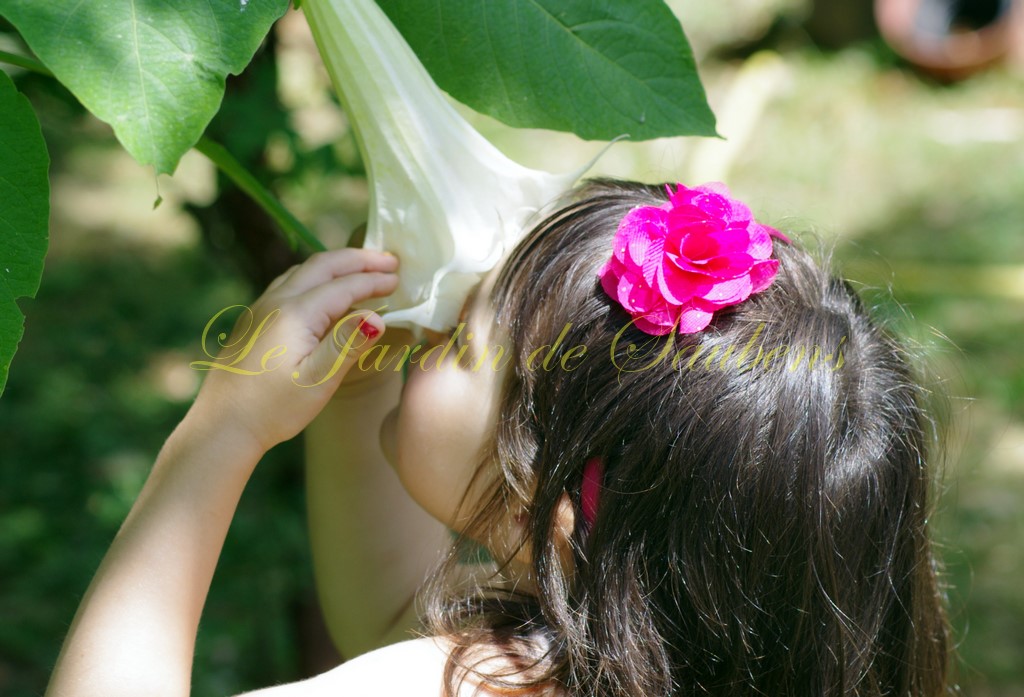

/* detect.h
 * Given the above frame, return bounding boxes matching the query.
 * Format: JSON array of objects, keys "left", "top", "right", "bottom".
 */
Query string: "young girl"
[{"left": 46, "top": 179, "right": 951, "bottom": 697}]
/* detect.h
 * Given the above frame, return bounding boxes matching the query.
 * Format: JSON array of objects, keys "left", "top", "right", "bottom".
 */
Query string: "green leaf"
[
  {"left": 377, "top": 0, "right": 717, "bottom": 141},
  {"left": 0, "top": 71, "right": 49, "bottom": 397},
  {"left": 0, "top": 0, "right": 290, "bottom": 174}
]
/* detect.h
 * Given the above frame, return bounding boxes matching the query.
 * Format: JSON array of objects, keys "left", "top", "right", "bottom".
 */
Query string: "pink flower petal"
[
  {"left": 619, "top": 273, "right": 665, "bottom": 314},
  {"left": 611, "top": 237, "right": 629, "bottom": 264},
  {"left": 708, "top": 227, "right": 751, "bottom": 255},
  {"left": 676, "top": 304, "right": 715, "bottom": 334},
  {"left": 656, "top": 262, "right": 705, "bottom": 305},
  {"left": 695, "top": 192, "right": 730, "bottom": 219},
  {"left": 598, "top": 181, "right": 782, "bottom": 338},
  {"left": 640, "top": 233, "right": 665, "bottom": 286},
  {"left": 626, "top": 231, "right": 651, "bottom": 266},
  {"left": 634, "top": 315, "right": 674, "bottom": 335},
  {"left": 666, "top": 204, "right": 717, "bottom": 232},
  {"left": 767, "top": 226, "right": 791, "bottom": 244},
  {"left": 633, "top": 302, "right": 677, "bottom": 334},
  {"left": 600, "top": 263, "right": 620, "bottom": 299},
  {"left": 705, "top": 252, "right": 755, "bottom": 278},
  {"left": 726, "top": 198, "right": 753, "bottom": 224},
  {"left": 746, "top": 223, "right": 774, "bottom": 259},
  {"left": 702, "top": 275, "right": 753, "bottom": 304},
  {"left": 678, "top": 230, "right": 720, "bottom": 261},
  {"left": 749, "top": 259, "right": 780, "bottom": 293},
  {"left": 668, "top": 184, "right": 700, "bottom": 208},
  {"left": 614, "top": 207, "right": 661, "bottom": 263},
  {"left": 616, "top": 273, "right": 642, "bottom": 312},
  {"left": 668, "top": 251, "right": 752, "bottom": 279},
  {"left": 600, "top": 255, "right": 628, "bottom": 286},
  {"left": 616, "top": 208, "right": 667, "bottom": 277}
]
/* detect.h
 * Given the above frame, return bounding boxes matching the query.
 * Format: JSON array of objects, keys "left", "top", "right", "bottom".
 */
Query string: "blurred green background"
[{"left": 2, "top": 1, "right": 1022, "bottom": 695}]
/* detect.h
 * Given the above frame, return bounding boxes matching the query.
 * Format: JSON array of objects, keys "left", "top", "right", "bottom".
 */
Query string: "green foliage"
[
  {"left": 0, "top": 0, "right": 718, "bottom": 394},
  {"left": 0, "top": 2, "right": 719, "bottom": 690},
  {"left": 0, "top": 70, "right": 48, "bottom": 397},
  {"left": 0, "top": 0, "right": 290, "bottom": 175},
  {"left": 378, "top": 0, "right": 717, "bottom": 140},
  {"left": 194, "top": 137, "right": 324, "bottom": 252},
  {"left": 0, "top": 240, "right": 313, "bottom": 696}
]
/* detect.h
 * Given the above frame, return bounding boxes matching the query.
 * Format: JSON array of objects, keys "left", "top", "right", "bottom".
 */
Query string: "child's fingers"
[
  {"left": 277, "top": 249, "right": 398, "bottom": 297},
  {"left": 300, "top": 271, "right": 400, "bottom": 322},
  {"left": 266, "top": 264, "right": 300, "bottom": 292},
  {"left": 294, "top": 271, "right": 396, "bottom": 387},
  {"left": 297, "top": 311, "right": 385, "bottom": 388}
]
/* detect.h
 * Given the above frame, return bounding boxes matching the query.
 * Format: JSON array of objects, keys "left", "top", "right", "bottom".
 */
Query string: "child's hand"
[
  {"left": 189, "top": 248, "right": 399, "bottom": 453},
  {"left": 336, "top": 324, "right": 416, "bottom": 392}
]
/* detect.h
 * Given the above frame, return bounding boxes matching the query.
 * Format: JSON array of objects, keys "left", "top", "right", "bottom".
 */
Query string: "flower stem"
[
  {"left": 194, "top": 136, "right": 325, "bottom": 252},
  {"left": 0, "top": 49, "right": 53, "bottom": 77}
]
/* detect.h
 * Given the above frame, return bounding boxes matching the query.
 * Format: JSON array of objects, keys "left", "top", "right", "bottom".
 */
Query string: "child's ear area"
[
  {"left": 553, "top": 492, "right": 577, "bottom": 575},
  {"left": 508, "top": 492, "right": 577, "bottom": 573},
  {"left": 553, "top": 492, "right": 576, "bottom": 546}
]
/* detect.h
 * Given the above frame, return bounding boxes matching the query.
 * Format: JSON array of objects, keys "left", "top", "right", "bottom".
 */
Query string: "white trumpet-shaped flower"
[{"left": 302, "top": 0, "right": 587, "bottom": 330}]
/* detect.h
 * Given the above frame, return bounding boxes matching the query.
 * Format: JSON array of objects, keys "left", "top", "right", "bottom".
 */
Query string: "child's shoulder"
[
  {"left": 234, "top": 636, "right": 447, "bottom": 696},
  {"left": 237, "top": 635, "right": 545, "bottom": 697},
  {"left": 323, "top": 636, "right": 452, "bottom": 694}
]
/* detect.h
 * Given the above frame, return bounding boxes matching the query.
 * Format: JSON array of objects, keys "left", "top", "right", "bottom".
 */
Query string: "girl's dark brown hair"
[{"left": 423, "top": 179, "right": 951, "bottom": 697}]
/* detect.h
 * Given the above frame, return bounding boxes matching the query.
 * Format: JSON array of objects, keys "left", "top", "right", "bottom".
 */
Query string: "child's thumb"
[{"left": 302, "top": 311, "right": 384, "bottom": 388}]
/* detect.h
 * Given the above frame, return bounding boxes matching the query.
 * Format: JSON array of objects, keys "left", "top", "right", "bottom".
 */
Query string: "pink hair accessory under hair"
[
  {"left": 581, "top": 457, "right": 604, "bottom": 528},
  {"left": 598, "top": 182, "right": 790, "bottom": 336}
]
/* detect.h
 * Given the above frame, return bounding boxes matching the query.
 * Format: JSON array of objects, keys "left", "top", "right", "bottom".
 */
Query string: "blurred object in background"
[
  {"left": 876, "top": 0, "right": 1024, "bottom": 79},
  {"left": 669, "top": 0, "right": 810, "bottom": 57},
  {"left": 803, "top": 0, "right": 878, "bottom": 48}
]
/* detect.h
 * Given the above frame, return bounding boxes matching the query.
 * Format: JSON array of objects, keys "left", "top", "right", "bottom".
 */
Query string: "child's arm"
[
  {"left": 45, "top": 249, "right": 399, "bottom": 697},
  {"left": 305, "top": 361, "right": 452, "bottom": 659}
]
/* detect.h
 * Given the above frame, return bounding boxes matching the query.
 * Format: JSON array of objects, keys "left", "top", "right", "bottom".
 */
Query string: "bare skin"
[
  {"left": 45, "top": 249, "right": 409, "bottom": 697},
  {"left": 45, "top": 248, "right": 574, "bottom": 697}
]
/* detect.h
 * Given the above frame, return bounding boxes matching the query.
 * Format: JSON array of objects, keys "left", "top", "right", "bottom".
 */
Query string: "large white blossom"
[{"left": 303, "top": 0, "right": 585, "bottom": 330}]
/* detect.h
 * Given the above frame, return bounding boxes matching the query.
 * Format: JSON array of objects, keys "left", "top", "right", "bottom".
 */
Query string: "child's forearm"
[
  {"left": 305, "top": 371, "right": 449, "bottom": 659},
  {"left": 46, "top": 409, "right": 265, "bottom": 697},
  {"left": 46, "top": 248, "right": 401, "bottom": 695}
]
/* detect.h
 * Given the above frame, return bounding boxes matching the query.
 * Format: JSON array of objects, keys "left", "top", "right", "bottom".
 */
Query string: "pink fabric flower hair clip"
[{"left": 598, "top": 183, "right": 790, "bottom": 335}]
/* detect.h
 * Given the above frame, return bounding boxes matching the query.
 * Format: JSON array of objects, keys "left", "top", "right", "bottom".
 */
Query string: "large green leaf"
[
  {"left": 0, "top": 70, "right": 49, "bottom": 397},
  {"left": 0, "top": 0, "right": 289, "bottom": 174},
  {"left": 377, "top": 0, "right": 717, "bottom": 141}
]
